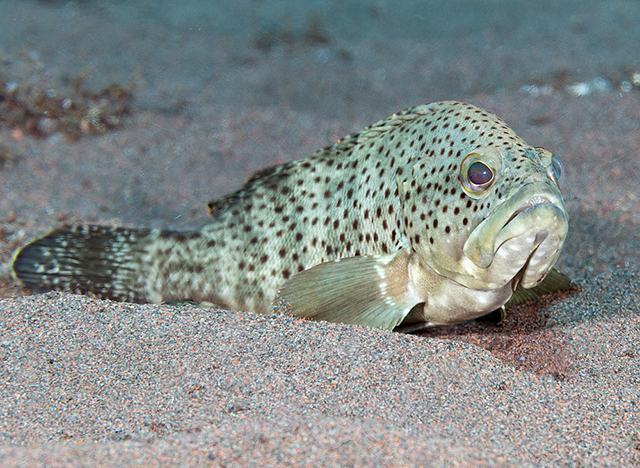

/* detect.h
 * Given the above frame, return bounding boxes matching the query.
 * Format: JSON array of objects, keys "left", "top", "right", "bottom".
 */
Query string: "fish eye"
[
  {"left": 547, "top": 155, "right": 565, "bottom": 189},
  {"left": 468, "top": 161, "right": 493, "bottom": 186},
  {"left": 460, "top": 152, "right": 499, "bottom": 197}
]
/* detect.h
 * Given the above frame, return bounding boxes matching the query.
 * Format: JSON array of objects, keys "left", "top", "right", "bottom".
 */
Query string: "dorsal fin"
[
  {"left": 207, "top": 163, "right": 296, "bottom": 217},
  {"left": 207, "top": 103, "right": 441, "bottom": 218},
  {"left": 312, "top": 104, "right": 437, "bottom": 157}
]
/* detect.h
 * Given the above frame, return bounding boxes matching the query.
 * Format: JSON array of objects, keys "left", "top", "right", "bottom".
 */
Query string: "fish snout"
[{"left": 463, "top": 183, "right": 568, "bottom": 272}]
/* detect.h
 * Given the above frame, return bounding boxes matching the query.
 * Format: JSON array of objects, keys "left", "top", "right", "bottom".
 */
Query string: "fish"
[{"left": 11, "top": 101, "right": 571, "bottom": 332}]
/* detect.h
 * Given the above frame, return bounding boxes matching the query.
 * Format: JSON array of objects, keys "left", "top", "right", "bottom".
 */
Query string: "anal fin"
[{"left": 273, "top": 249, "right": 420, "bottom": 330}]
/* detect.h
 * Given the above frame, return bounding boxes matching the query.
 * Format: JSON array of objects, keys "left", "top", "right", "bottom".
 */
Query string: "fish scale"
[{"left": 11, "top": 101, "right": 571, "bottom": 331}]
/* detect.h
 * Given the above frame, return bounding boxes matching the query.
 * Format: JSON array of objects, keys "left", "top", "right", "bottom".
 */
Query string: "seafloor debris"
[
  {"left": 254, "top": 15, "right": 332, "bottom": 52},
  {"left": 0, "top": 146, "right": 16, "bottom": 169},
  {"left": 520, "top": 69, "right": 640, "bottom": 97},
  {"left": 0, "top": 72, "right": 133, "bottom": 141}
]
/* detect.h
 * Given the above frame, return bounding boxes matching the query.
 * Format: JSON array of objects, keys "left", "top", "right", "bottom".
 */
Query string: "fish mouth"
[
  {"left": 503, "top": 196, "right": 553, "bottom": 227},
  {"left": 462, "top": 183, "right": 568, "bottom": 288}
]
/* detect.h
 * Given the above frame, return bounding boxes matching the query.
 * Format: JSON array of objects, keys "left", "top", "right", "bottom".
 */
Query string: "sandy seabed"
[{"left": 1, "top": 1, "right": 639, "bottom": 466}]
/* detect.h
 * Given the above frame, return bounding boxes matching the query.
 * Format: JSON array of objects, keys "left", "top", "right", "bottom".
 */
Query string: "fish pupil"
[{"left": 468, "top": 161, "right": 493, "bottom": 186}]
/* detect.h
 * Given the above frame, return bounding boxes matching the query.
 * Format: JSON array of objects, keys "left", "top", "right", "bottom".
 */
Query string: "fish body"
[{"left": 11, "top": 101, "right": 570, "bottom": 331}]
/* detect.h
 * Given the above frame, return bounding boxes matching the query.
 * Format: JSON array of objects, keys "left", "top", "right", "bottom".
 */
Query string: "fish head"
[{"left": 398, "top": 104, "right": 568, "bottom": 293}]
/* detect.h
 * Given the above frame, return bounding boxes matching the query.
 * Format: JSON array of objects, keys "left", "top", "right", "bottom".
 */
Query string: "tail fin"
[{"left": 11, "top": 225, "right": 152, "bottom": 303}]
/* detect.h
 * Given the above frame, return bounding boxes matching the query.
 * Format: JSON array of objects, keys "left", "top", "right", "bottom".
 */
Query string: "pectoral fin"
[
  {"left": 273, "top": 249, "right": 420, "bottom": 330},
  {"left": 505, "top": 267, "right": 573, "bottom": 308}
]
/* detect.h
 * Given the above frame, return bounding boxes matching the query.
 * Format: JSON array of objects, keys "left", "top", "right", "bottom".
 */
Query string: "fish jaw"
[
  {"left": 400, "top": 251, "right": 515, "bottom": 329},
  {"left": 461, "top": 181, "right": 568, "bottom": 289}
]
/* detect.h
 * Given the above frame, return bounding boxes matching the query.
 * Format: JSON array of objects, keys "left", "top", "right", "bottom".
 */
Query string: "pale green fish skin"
[{"left": 11, "top": 101, "right": 569, "bottom": 331}]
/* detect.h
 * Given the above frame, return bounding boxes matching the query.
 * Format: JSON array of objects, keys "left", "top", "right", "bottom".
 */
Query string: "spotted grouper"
[{"left": 11, "top": 101, "right": 571, "bottom": 331}]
